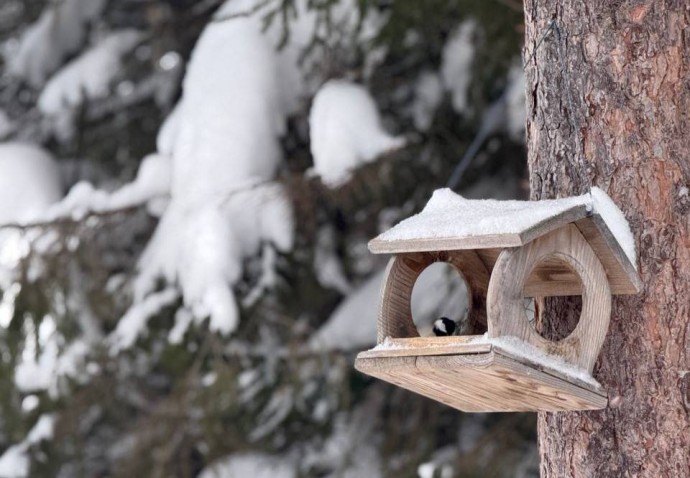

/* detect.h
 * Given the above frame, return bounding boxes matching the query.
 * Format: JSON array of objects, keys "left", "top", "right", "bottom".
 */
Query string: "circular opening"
[
  {"left": 523, "top": 255, "right": 583, "bottom": 342},
  {"left": 411, "top": 262, "right": 470, "bottom": 337}
]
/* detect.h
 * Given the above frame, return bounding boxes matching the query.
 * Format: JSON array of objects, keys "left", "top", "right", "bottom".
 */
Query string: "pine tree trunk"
[{"left": 524, "top": 1, "right": 690, "bottom": 476}]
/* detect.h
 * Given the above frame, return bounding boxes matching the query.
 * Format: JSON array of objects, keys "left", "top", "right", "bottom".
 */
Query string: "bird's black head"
[{"left": 432, "top": 317, "right": 456, "bottom": 337}]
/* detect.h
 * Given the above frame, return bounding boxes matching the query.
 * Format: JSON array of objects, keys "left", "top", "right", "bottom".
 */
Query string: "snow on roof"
[{"left": 371, "top": 187, "right": 637, "bottom": 270}]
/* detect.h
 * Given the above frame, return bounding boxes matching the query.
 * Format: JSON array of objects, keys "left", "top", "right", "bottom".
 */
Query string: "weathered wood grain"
[
  {"left": 369, "top": 208, "right": 641, "bottom": 296},
  {"left": 354, "top": 345, "right": 607, "bottom": 412},
  {"left": 377, "top": 250, "right": 490, "bottom": 342},
  {"left": 487, "top": 225, "right": 611, "bottom": 372},
  {"left": 575, "top": 215, "right": 643, "bottom": 294}
]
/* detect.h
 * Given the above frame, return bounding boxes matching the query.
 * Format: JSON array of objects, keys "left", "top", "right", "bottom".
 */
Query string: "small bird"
[{"left": 432, "top": 317, "right": 457, "bottom": 337}]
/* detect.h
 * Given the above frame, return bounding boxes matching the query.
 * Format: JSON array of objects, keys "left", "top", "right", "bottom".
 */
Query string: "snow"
[
  {"left": 309, "top": 80, "right": 406, "bottom": 187},
  {"left": 131, "top": 182, "right": 293, "bottom": 341},
  {"left": 505, "top": 63, "right": 526, "bottom": 140},
  {"left": 168, "top": 307, "right": 193, "bottom": 344},
  {"left": 417, "top": 447, "right": 456, "bottom": 478},
  {"left": 199, "top": 453, "right": 296, "bottom": 478},
  {"left": 313, "top": 227, "right": 352, "bottom": 295},
  {"left": 21, "top": 395, "right": 40, "bottom": 413},
  {"left": 471, "top": 334, "right": 601, "bottom": 387},
  {"left": 250, "top": 388, "right": 294, "bottom": 441},
  {"left": 0, "top": 143, "right": 62, "bottom": 296},
  {"left": 169, "top": 5, "right": 285, "bottom": 195},
  {"left": 378, "top": 188, "right": 584, "bottom": 241},
  {"left": 0, "top": 110, "right": 14, "bottom": 139},
  {"left": 589, "top": 187, "right": 637, "bottom": 269},
  {"left": 14, "top": 320, "right": 91, "bottom": 397},
  {"left": 42, "top": 153, "right": 170, "bottom": 222},
  {"left": 1, "top": 232, "right": 31, "bottom": 292},
  {"left": 224, "top": 0, "right": 386, "bottom": 116},
  {"left": 6, "top": 0, "right": 106, "bottom": 86},
  {"left": 440, "top": 20, "right": 476, "bottom": 115},
  {"left": 0, "top": 148, "right": 166, "bottom": 230},
  {"left": 376, "top": 187, "right": 637, "bottom": 268},
  {"left": 156, "top": 104, "right": 181, "bottom": 156},
  {"left": 412, "top": 71, "right": 443, "bottom": 131},
  {"left": 38, "top": 30, "right": 143, "bottom": 114},
  {"left": 0, "top": 283, "right": 20, "bottom": 328},
  {"left": 109, "top": 288, "right": 179, "bottom": 352},
  {"left": 371, "top": 336, "right": 407, "bottom": 351},
  {"left": 158, "top": 51, "right": 181, "bottom": 71},
  {"left": 112, "top": 2, "right": 298, "bottom": 342},
  {"left": 113, "top": 153, "right": 171, "bottom": 215},
  {"left": 0, "top": 143, "right": 62, "bottom": 225},
  {"left": 3, "top": 4, "right": 306, "bottom": 346},
  {"left": 302, "top": 396, "right": 383, "bottom": 478},
  {"left": 0, "top": 414, "right": 55, "bottom": 478},
  {"left": 309, "top": 270, "right": 383, "bottom": 351}
]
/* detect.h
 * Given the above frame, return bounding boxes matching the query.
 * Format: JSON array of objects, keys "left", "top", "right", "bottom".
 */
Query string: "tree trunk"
[{"left": 524, "top": 1, "right": 690, "bottom": 476}]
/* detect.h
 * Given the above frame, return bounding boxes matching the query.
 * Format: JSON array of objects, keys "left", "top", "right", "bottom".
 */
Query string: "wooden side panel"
[
  {"left": 377, "top": 250, "right": 490, "bottom": 342},
  {"left": 487, "top": 225, "right": 612, "bottom": 372}
]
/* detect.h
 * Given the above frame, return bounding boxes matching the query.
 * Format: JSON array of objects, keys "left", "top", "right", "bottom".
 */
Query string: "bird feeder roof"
[{"left": 369, "top": 187, "right": 642, "bottom": 294}]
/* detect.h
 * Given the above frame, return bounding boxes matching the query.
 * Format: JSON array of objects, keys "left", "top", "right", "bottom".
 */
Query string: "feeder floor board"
[{"left": 355, "top": 339, "right": 608, "bottom": 412}]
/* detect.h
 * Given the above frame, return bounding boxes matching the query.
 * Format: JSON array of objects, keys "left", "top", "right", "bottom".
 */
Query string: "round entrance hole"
[
  {"left": 410, "top": 262, "right": 471, "bottom": 337},
  {"left": 523, "top": 255, "right": 583, "bottom": 342}
]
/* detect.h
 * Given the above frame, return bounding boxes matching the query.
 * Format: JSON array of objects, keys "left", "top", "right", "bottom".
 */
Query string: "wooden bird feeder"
[{"left": 354, "top": 188, "right": 641, "bottom": 412}]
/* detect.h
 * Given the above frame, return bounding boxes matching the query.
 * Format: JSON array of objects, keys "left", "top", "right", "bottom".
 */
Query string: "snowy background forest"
[{"left": 0, "top": 0, "right": 536, "bottom": 476}]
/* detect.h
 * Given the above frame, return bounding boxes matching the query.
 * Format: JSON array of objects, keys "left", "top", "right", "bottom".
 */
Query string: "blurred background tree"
[{"left": 0, "top": 0, "right": 536, "bottom": 476}]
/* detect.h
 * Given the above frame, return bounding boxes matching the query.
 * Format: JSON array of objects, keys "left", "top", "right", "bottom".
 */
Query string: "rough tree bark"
[{"left": 524, "top": 1, "right": 690, "bottom": 476}]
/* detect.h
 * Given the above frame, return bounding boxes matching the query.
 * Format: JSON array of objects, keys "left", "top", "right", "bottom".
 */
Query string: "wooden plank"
[
  {"left": 354, "top": 350, "right": 607, "bottom": 412},
  {"left": 417, "top": 355, "right": 606, "bottom": 411},
  {"left": 368, "top": 233, "right": 524, "bottom": 254},
  {"left": 478, "top": 248, "right": 586, "bottom": 297},
  {"left": 517, "top": 204, "right": 590, "bottom": 245},
  {"left": 475, "top": 248, "right": 501, "bottom": 271},
  {"left": 491, "top": 346, "right": 605, "bottom": 395},
  {"left": 357, "top": 336, "right": 491, "bottom": 359},
  {"left": 522, "top": 255, "right": 583, "bottom": 296},
  {"left": 575, "top": 215, "right": 643, "bottom": 294}
]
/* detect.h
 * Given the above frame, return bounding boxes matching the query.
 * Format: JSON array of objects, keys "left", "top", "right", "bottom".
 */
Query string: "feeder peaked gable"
[{"left": 368, "top": 188, "right": 642, "bottom": 295}]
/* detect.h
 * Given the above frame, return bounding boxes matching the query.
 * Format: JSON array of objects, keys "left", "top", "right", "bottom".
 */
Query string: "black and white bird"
[{"left": 432, "top": 317, "right": 457, "bottom": 337}]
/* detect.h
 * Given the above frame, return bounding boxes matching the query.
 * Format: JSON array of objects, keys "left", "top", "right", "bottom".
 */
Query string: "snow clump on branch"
[
  {"left": 309, "top": 80, "right": 406, "bottom": 187},
  {"left": 113, "top": 1, "right": 297, "bottom": 346},
  {"left": 5, "top": 0, "right": 106, "bottom": 87}
]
